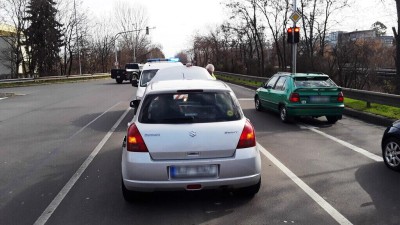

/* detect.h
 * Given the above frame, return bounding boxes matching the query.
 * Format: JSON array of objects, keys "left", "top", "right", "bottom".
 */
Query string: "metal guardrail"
[
  {"left": 216, "top": 71, "right": 400, "bottom": 108},
  {"left": 0, "top": 73, "right": 110, "bottom": 85}
]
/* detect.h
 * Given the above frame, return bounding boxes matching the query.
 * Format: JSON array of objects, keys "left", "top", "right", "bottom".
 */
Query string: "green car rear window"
[{"left": 294, "top": 77, "right": 336, "bottom": 88}]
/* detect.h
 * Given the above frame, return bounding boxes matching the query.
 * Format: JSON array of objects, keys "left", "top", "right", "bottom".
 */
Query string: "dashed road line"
[
  {"left": 298, "top": 123, "right": 382, "bottom": 162},
  {"left": 258, "top": 143, "right": 353, "bottom": 225}
]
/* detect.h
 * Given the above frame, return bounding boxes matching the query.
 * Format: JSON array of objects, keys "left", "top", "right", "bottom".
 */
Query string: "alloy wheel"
[{"left": 384, "top": 141, "right": 400, "bottom": 168}]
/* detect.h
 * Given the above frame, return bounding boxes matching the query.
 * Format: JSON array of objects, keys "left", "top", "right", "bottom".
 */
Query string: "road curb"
[{"left": 343, "top": 108, "right": 395, "bottom": 127}]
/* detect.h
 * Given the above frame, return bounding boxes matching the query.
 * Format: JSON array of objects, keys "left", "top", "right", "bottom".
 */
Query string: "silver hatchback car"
[{"left": 122, "top": 78, "right": 261, "bottom": 201}]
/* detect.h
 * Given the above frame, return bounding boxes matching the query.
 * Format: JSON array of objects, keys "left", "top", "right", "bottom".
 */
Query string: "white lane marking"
[
  {"left": 34, "top": 107, "right": 131, "bottom": 225},
  {"left": 0, "top": 97, "right": 7, "bottom": 101},
  {"left": 298, "top": 123, "right": 383, "bottom": 162},
  {"left": 237, "top": 98, "right": 254, "bottom": 101},
  {"left": 257, "top": 143, "right": 353, "bottom": 225}
]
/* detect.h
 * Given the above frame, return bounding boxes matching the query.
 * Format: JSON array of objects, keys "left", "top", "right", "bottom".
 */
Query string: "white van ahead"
[{"left": 132, "top": 60, "right": 183, "bottom": 100}]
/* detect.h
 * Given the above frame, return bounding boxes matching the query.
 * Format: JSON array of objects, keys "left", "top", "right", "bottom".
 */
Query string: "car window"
[
  {"left": 139, "top": 92, "right": 242, "bottom": 124},
  {"left": 125, "top": 64, "right": 139, "bottom": 69},
  {"left": 140, "top": 69, "right": 159, "bottom": 86},
  {"left": 294, "top": 77, "right": 337, "bottom": 88},
  {"left": 265, "top": 76, "right": 279, "bottom": 88},
  {"left": 274, "top": 77, "right": 287, "bottom": 90}
]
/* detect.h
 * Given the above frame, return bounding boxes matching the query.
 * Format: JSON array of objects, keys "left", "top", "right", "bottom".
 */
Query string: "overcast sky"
[{"left": 83, "top": 0, "right": 397, "bottom": 58}]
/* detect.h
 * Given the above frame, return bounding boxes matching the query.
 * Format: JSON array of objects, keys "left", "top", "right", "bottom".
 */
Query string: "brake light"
[
  {"left": 289, "top": 93, "right": 300, "bottom": 102},
  {"left": 337, "top": 92, "right": 344, "bottom": 102},
  {"left": 127, "top": 123, "right": 148, "bottom": 152},
  {"left": 237, "top": 120, "right": 256, "bottom": 149}
]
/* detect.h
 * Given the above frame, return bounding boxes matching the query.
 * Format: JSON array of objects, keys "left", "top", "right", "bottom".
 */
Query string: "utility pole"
[
  {"left": 73, "top": 0, "right": 82, "bottom": 75},
  {"left": 292, "top": 0, "right": 297, "bottom": 74}
]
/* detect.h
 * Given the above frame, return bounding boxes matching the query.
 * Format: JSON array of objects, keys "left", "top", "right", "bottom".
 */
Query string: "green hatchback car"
[{"left": 254, "top": 72, "right": 344, "bottom": 124}]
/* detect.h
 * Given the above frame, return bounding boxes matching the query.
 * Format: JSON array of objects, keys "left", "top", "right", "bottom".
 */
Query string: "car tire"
[
  {"left": 255, "top": 96, "right": 263, "bottom": 111},
  {"left": 279, "top": 106, "right": 292, "bottom": 123},
  {"left": 326, "top": 116, "right": 339, "bottom": 124},
  {"left": 116, "top": 78, "right": 123, "bottom": 84},
  {"left": 121, "top": 179, "right": 151, "bottom": 202},
  {"left": 236, "top": 178, "right": 261, "bottom": 197},
  {"left": 382, "top": 137, "right": 400, "bottom": 171}
]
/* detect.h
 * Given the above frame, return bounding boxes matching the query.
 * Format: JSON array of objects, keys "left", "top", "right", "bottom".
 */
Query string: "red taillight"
[
  {"left": 289, "top": 93, "right": 300, "bottom": 102},
  {"left": 237, "top": 120, "right": 256, "bottom": 149},
  {"left": 127, "top": 123, "right": 148, "bottom": 152},
  {"left": 337, "top": 92, "right": 344, "bottom": 102}
]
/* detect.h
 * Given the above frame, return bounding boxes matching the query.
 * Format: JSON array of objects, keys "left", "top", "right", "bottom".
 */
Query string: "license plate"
[
  {"left": 169, "top": 165, "right": 218, "bottom": 179},
  {"left": 310, "top": 96, "right": 330, "bottom": 103},
  {"left": 117, "top": 76, "right": 120, "bottom": 78}
]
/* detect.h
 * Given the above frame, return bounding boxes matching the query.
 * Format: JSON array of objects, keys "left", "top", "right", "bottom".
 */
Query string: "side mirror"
[
  {"left": 130, "top": 100, "right": 140, "bottom": 115},
  {"left": 130, "top": 100, "right": 140, "bottom": 108},
  {"left": 131, "top": 79, "right": 138, "bottom": 87}
]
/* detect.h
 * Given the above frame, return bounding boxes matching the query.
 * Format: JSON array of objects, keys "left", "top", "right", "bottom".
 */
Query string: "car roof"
[
  {"left": 151, "top": 66, "right": 215, "bottom": 82},
  {"left": 145, "top": 79, "right": 232, "bottom": 94},
  {"left": 142, "top": 61, "right": 183, "bottom": 71}
]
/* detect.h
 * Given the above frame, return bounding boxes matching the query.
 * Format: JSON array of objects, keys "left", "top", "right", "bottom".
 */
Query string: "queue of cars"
[{"left": 120, "top": 59, "right": 399, "bottom": 201}]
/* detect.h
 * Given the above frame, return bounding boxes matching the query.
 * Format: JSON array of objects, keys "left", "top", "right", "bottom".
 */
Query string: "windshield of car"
[
  {"left": 140, "top": 69, "right": 159, "bottom": 87},
  {"left": 138, "top": 91, "right": 242, "bottom": 124},
  {"left": 125, "top": 64, "right": 139, "bottom": 69},
  {"left": 294, "top": 77, "right": 337, "bottom": 88}
]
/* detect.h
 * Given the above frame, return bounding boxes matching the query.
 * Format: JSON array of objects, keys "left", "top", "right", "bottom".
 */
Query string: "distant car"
[
  {"left": 254, "top": 72, "right": 344, "bottom": 123},
  {"left": 122, "top": 79, "right": 262, "bottom": 201},
  {"left": 382, "top": 120, "right": 400, "bottom": 171},
  {"left": 110, "top": 68, "right": 127, "bottom": 84},
  {"left": 132, "top": 60, "right": 183, "bottom": 99}
]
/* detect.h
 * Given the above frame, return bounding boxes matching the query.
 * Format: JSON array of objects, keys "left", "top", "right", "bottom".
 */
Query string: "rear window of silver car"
[
  {"left": 138, "top": 91, "right": 242, "bottom": 124},
  {"left": 294, "top": 77, "right": 337, "bottom": 88}
]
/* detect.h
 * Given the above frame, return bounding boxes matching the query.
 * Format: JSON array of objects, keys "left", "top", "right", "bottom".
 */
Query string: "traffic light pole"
[{"left": 292, "top": 0, "right": 297, "bottom": 74}]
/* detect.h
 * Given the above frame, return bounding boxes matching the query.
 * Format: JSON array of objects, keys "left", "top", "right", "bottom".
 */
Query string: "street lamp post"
[
  {"left": 113, "top": 26, "right": 155, "bottom": 68},
  {"left": 73, "top": 0, "right": 82, "bottom": 75}
]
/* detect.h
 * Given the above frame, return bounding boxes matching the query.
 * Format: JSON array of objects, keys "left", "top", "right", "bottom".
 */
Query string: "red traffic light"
[{"left": 287, "top": 27, "right": 300, "bottom": 44}]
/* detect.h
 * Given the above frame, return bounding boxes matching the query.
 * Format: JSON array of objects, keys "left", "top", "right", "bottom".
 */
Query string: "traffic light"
[
  {"left": 287, "top": 27, "right": 293, "bottom": 43},
  {"left": 146, "top": 26, "right": 149, "bottom": 35},
  {"left": 287, "top": 27, "right": 300, "bottom": 44},
  {"left": 294, "top": 27, "right": 300, "bottom": 43}
]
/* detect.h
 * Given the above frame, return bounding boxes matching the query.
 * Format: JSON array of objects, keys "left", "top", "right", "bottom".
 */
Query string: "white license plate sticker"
[
  {"left": 117, "top": 76, "right": 120, "bottom": 78},
  {"left": 170, "top": 165, "right": 218, "bottom": 179},
  {"left": 310, "top": 96, "right": 330, "bottom": 103}
]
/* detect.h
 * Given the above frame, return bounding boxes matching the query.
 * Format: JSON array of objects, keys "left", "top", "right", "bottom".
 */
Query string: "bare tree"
[
  {"left": 226, "top": 0, "right": 266, "bottom": 76},
  {"left": 90, "top": 18, "right": 114, "bottom": 73},
  {"left": 113, "top": 0, "right": 150, "bottom": 63},
  {"left": 56, "top": 0, "right": 89, "bottom": 75},
  {"left": 393, "top": 0, "right": 400, "bottom": 93},
  {"left": 298, "top": 0, "right": 348, "bottom": 70},
  {"left": 255, "top": 0, "right": 290, "bottom": 70}
]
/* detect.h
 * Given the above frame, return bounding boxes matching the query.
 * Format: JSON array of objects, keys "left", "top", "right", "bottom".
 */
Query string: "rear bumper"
[
  {"left": 287, "top": 104, "right": 344, "bottom": 117},
  {"left": 122, "top": 147, "right": 262, "bottom": 192}
]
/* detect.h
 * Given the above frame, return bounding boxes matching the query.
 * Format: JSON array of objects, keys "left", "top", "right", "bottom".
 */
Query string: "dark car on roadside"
[
  {"left": 254, "top": 72, "right": 344, "bottom": 124},
  {"left": 382, "top": 120, "right": 400, "bottom": 171}
]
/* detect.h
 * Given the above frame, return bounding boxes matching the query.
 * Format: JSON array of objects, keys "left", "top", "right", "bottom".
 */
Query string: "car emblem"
[{"left": 189, "top": 131, "right": 196, "bottom": 137}]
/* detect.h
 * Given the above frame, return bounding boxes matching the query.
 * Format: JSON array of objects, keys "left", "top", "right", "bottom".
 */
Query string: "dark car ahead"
[
  {"left": 382, "top": 120, "right": 400, "bottom": 171},
  {"left": 255, "top": 72, "right": 344, "bottom": 123}
]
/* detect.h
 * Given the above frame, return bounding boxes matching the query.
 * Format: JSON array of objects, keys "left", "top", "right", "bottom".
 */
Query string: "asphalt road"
[{"left": 0, "top": 79, "right": 399, "bottom": 225}]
